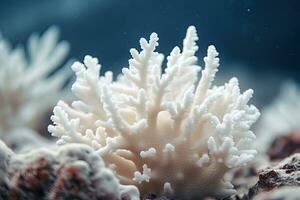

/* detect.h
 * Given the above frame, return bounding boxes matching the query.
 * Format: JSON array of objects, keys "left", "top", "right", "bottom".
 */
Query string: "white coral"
[
  {"left": 0, "top": 26, "right": 71, "bottom": 134},
  {"left": 49, "top": 26, "right": 260, "bottom": 198},
  {"left": 256, "top": 81, "right": 300, "bottom": 152}
]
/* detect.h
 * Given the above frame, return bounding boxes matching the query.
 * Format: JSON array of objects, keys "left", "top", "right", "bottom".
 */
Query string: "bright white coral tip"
[
  {"left": 163, "top": 143, "right": 175, "bottom": 153},
  {"left": 196, "top": 154, "right": 210, "bottom": 167},
  {"left": 133, "top": 164, "right": 151, "bottom": 184},
  {"left": 140, "top": 147, "right": 157, "bottom": 158},
  {"left": 163, "top": 182, "right": 174, "bottom": 195}
]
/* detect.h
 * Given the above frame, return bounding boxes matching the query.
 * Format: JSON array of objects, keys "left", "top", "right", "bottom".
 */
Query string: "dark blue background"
[{"left": 0, "top": 0, "right": 299, "bottom": 106}]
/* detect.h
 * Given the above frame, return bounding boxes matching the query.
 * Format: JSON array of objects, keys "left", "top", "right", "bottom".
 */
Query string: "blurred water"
[{"left": 0, "top": 0, "right": 299, "bottom": 107}]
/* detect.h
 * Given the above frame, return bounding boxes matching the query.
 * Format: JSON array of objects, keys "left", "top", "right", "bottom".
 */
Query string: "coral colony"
[
  {"left": 256, "top": 82, "right": 300, "bottom": 152},
  {"left": 49, "top": 26, "right": 260, "bottom": 198},
  {"left": 0, "top": 27, "right": 72, "bottom": 153},
  {"left": 0, "top": 26, "right": 71, "bottom": 135}
]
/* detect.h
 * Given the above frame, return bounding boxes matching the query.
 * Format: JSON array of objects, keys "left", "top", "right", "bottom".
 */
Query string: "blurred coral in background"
[
  {"left": 256, "top": 81, "right": 300, "bottom": 152},
  {"left": 0, "top": 27, "right": 71, "bottom": 152}
]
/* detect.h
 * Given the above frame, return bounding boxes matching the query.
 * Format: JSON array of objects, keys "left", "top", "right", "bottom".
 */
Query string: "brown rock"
[
  {"left": 267, "top": 132, "right": 300, "bottom": 160},
  {"left": 257, "top": 153, "right": 300, "bottom": 190},
  {"left": 0, "top": 143, "right": 138, "bottom": 200},
  {"left": 229, "top": 153, "right": 300, "bottom": 200}
]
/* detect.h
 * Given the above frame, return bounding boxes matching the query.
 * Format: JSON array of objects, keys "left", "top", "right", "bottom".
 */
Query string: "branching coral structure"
[
  {"left": 0, "top": 26, "right": 71, "bottom": 135},
  {"left": 49, "top": 26, "right": 260, "bottom": 198}
]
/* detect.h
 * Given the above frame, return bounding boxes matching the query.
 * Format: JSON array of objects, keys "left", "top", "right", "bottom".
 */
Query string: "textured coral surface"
[{"left": 0, "top": 141, "right": 139, "bottom": 200}]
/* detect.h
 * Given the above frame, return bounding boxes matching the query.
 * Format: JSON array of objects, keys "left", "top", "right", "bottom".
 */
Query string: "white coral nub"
[
  {"left": 49, "top": 26, "right": 260, "bottom": 198},
  {"left": 133, "top": 164, "right": 151, "bottom": 184}
]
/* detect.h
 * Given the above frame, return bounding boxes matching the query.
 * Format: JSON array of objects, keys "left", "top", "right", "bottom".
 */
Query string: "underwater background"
[
  {"left": 1, "top": 1, "right": 300, "bottom": 199},
  {"left": 0, "top": 0, "right": 299, "bottom": 107}
]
